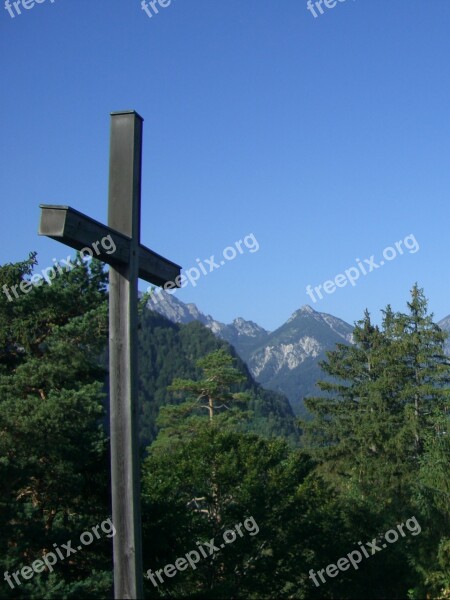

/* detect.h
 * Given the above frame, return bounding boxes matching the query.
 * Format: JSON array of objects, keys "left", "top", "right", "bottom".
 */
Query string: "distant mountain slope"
[
  {"left": 138, "top": 306, "right": 299, "bottom": 447},
  {"left": 145, "top": 290, "right": 269, "bottom": 356},
  {"left": 216, "top": 317, "right": 270, "bottom": 362},
  {"left": 244, "top": 306, "right": 354, "bottom": 415},
  {"left": 146, "top": 291, "right": 355, "bottom": 415},
  {"left": 437, "top": 314, "right": 450, "bottom": 354},
  {"left": 149, "top": 292, "right": 450, "bottom": 415}
]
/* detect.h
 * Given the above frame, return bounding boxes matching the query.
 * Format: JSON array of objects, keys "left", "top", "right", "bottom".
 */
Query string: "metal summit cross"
[{"left": 38, "top": 111, "right": 181, "bottom": 600}]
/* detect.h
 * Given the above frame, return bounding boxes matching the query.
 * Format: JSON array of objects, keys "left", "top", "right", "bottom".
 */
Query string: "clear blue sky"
[{"left": 1, "top": 0, "right": 449, "bottom": 331}]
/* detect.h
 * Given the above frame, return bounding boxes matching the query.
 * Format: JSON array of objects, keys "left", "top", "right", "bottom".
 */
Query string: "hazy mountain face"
[
  {"left": 241, "top": 306, "right": 354, "bottom": 414},
  {"left": 146, "top": 291, "right": 355, "bottom": 414},
  {"left": 437, "top": 315, "right": 450, "bottom": 354},
  {"left": 148, "top": 292, "right": 450, "bottom": 414}
]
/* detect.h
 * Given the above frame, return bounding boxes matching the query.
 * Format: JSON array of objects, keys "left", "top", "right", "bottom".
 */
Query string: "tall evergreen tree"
[
  {"left": 155, "top": 349, "right": 251, "bottom": 443},
  {"left": 304, "top": 286, "right": 450, "bottom": 511},
  {"left": 0, "top": 254, "right": 113, "bottom": 599},
  {"left": 303, "top": 286, "right": 450, "bottom": 599}
]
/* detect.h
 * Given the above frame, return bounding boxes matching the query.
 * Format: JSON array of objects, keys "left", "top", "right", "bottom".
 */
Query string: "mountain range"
[
  {"left": 145, "top": 291, "right": 450, "bottom": 415},
  {"left": 438, "top": 314, "right": 450, "bottom": 355}
]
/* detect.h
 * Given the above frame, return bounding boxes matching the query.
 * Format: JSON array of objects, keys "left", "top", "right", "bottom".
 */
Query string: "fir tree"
[{"left": 0, "top": 254, "right": 112, "bottom": 599}]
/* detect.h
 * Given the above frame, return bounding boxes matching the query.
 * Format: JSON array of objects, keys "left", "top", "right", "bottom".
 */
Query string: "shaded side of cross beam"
[{"left": 39, "top": 205, "right": 181, "bottom": 287}]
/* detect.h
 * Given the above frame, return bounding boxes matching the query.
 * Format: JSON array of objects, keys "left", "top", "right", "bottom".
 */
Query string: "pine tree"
[
  {"left": 303, "top": 286, "right": 450, "bottom": 599},
  {"left": 155, "top": 348, "right": 251, "bottom": 447},
  {"left": 142, "top": 426, "right": 318, "bottom": 600},
  {"left": 0, "top": 253, "right": 113, "bottom": 599},
  {"left": 304, "top": 286, "right": 450, "bottom": 514},
  {"left": 390, "top": 285, "right": 450, "bottom": 456},
  {"left": 303, "top": 308, "right": 406, "bottom": 508}
]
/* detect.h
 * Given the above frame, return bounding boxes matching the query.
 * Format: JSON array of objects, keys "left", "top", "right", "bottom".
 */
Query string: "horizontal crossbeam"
[{"left": 39, "top": 204, "right": 181, "bottom": 287}]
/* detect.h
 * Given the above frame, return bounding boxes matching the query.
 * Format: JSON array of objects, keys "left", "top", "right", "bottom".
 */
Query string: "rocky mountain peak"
[
  {"left": 145, "top": 292, "right": 355, "bottom": 414},
  {"left": 231, "top": 317, "right": 269, "bottom": 337}
]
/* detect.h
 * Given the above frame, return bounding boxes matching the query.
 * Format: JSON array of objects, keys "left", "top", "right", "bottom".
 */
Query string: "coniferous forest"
[{"left": 0, "top": 253, "right": 448, "bottom": 599}]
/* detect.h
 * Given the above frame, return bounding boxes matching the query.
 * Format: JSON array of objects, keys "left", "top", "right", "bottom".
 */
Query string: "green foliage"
[
  {"left": 155, "top": 349, "right": 251, "bottom": 444},
  {"left": 0, "top": 254, "right": 113, "bottom": 599},
  {"left": 142, "top": 427, "right": 314, "bottom": 599},
  {"left": 138, "top": 308, "right": 300, "bottom": 447},
  {"left": 303, "top": 285, "right": 450, "bottom": 598},
  {"left": 2, "top": 258, "right": 449, "bottom": 599}
]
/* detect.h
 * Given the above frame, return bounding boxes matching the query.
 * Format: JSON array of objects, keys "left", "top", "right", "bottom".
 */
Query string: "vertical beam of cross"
[{"left": 108, "top": 111, "right": 144, "bottom": 600}]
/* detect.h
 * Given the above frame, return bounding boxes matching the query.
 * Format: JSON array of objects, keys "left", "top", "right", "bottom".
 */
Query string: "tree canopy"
[{"left": 1, "top": 255, "right": 448, "bottom": 599}]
